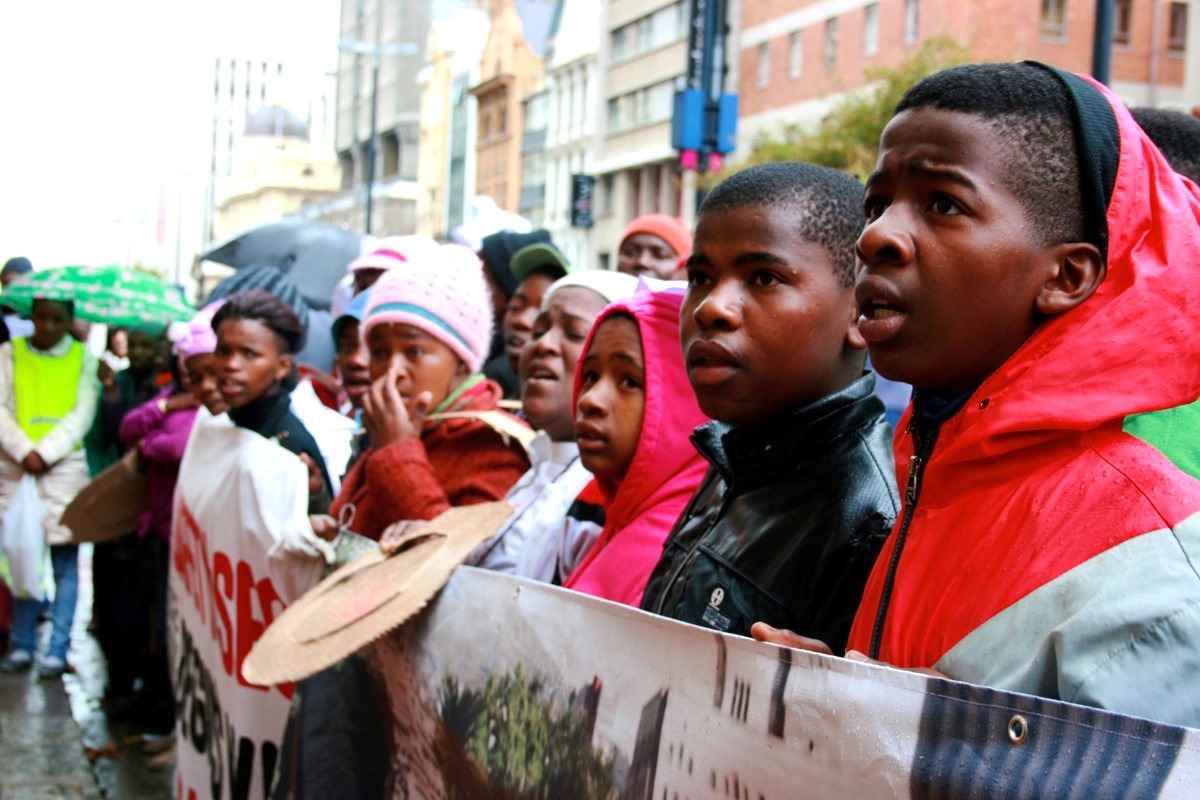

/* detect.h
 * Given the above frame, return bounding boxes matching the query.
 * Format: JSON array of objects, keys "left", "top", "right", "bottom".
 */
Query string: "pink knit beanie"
[
  {"left": 174, "top": 300, "right": 225, "bottom": 367},
  {"left": 347, "top": 235, "right": 440, "bottom": 274},
  {"left": 362, "top": 244, "right": 493, "bottom": 373},
  {"left": 619, "top": 214, "right": 693, "bottom": 258}
]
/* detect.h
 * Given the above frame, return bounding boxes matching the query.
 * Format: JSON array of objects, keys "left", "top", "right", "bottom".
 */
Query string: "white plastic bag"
[{"left": 3, "top": 473, "right": 47, "bottom": 598}]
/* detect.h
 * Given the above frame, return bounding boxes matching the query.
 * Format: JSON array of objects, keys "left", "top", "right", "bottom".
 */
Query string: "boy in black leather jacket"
[{"left": 639, "top": 162, "right": 899, "bottom": 655}]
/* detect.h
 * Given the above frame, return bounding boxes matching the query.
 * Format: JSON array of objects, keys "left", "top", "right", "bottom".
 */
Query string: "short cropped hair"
[
  {"left": 698, "top": 162, "right": 865, "bottom": 286},
  {"left": 895, "top": 63, "right": 1088, "bottom": 248},
  {"left": 31, "top": 297, "right": 75, "bottom": 318},
  {"left": 1130, "top": 107, "right": 1200, "bottom": 184},
  {"left": 211, "top": 289, "right": 306, "bottom": 355}
]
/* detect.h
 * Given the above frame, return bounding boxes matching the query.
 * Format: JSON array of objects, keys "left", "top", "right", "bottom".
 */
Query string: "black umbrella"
[
  {"left": 205, "top": 266, "right": 311, "bottom": 327},
  {"left": 199, "top": 219, "right": 363, "bottom": 311}
]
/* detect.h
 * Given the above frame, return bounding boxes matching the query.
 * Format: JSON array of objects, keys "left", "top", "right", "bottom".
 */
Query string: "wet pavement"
[{"left": 0, "top": 546, "right": 173, "bottom": 799}]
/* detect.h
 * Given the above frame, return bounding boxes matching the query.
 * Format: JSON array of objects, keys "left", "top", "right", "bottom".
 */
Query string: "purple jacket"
[{"left": 118, "top": 388, "right": 198, "bottom": 540}]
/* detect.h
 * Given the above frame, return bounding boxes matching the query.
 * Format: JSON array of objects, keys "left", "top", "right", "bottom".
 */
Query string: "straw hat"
[{"left": 242, "top": 501, "right": 513, "bottom": 686}]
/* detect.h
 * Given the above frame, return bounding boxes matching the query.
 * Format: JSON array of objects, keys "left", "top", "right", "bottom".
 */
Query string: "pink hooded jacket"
[{"left": 562, "top": 287, "right": 710, "bottom": 606}]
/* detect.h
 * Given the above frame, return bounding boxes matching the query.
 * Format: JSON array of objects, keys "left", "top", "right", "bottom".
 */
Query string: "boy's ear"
[
  {"left": 1035, "top": 243, "right": 1106, "bottom": 317},
  {"left": 274, "top": 353, "right": 294, "bottom": 382},
  {"left": 455, "top": 359, "right": 471, "bottom": 378},
  {"left": 845, "top": 296, "right": 868, "bottom": 352}
]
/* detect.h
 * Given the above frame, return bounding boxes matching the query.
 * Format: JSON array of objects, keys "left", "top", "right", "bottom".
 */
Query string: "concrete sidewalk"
[
  {"left": 0, "top": 546, "right": 173, "bottom": 799},
  {"left": 0, "top": 669, "right": 99, "bottom": 799}
]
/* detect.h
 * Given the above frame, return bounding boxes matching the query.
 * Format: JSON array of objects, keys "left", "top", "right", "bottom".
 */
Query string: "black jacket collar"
[
  {"left": 228, "top": 386, "right": 291, "bottom": 437},
  {"left": 692, "top": 372, "right": 887, "bottom": 486}
]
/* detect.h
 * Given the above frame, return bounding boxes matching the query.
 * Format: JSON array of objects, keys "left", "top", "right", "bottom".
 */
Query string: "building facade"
[
  {"left": 470, "top": 0, "right": 554, "bottom": 218},
  {"left": 738, "top": 0, "right": 1197, "bottom": 152},
  {"left": 329, "top": 0, "right": 434, "bottom": 235},
  {"left": 591, "top": 0, "right": 701, "bottom": 271},
  {"left": 539, "top": 0, "right": 602, "bottom": 270},
  {"left": 416, "top": 9, "right": 491, "bottom": 239},
  {"left": 213, "top": 107, "right": 341, "bottom": 241}
]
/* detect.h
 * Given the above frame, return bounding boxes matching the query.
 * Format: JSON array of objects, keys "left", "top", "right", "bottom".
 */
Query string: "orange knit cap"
[{"left": 619, "top": 214, "right": 693, "bottom": 258}]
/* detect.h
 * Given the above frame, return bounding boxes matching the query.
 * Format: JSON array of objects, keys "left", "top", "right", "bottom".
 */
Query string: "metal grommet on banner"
[{"left": 1007, "top": 714, "right": 1029, "bottom": 745}]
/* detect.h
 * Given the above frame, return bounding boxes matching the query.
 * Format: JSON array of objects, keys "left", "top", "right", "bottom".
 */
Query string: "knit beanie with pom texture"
[
  {"left": 174, "top": 301, "right": 225, "bottom": 366},
  {"left": 362, "top": 244, "right": 493, "bottom": 373},
  {"left": 347, "top": 235, "right": 440, "bottom": 274}
]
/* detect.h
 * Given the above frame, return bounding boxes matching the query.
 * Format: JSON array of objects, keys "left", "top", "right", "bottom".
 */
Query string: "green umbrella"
[{"left": 1, "top": 265, "right": 194, "bottom": 330}]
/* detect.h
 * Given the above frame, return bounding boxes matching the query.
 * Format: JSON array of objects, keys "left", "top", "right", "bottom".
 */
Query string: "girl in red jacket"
[{"left": 329, "top": 244, "right": 530, "bottom": 541}]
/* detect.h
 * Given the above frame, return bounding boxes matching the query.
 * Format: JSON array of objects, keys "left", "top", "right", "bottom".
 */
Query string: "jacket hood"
[
  {"left": 563, "top": 286, "right": 710, "bottom": 604},
  {"left": 571, "top": 286, "right": 711, "bottom": 527},
  {"left": 904, "top": 68, "right": 1200, "bottom": 482}
]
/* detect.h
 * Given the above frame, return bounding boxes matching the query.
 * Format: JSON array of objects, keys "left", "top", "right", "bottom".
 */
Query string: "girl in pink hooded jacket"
[{"left": 563, "top": 285, "right": 709, "bottom": 606}]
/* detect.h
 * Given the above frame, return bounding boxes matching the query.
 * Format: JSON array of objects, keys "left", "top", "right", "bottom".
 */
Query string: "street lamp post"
[
  {"left": 338, "top": 39, "right": 419, "bottom": 235},
  {"left": 1092, "top": 0, "right": 1115, "bottom": 85}
]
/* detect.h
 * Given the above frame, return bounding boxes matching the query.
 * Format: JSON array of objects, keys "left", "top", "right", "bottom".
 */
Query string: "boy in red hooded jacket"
[{"left": 760, "top": 63, "right": 1200, "bottom": 728}]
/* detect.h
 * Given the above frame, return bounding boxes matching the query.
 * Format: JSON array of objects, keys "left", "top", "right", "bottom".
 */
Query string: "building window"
[
  {"left": 1113, "top": 0, "right": 1132, "bottom": 45},
  {"left": 824, "top": 18, "right": 839, "bottom": 69},
  {"left": 634, "top": 88, "right": 650, "bottom": 123},
  {"left": 610, "top": 2, "right": 686, "bottom": 63},
  {"left": 864, "top": 3, "right": 880, "bottom": 57},
  {"left": 607, "top": 80, "right": 676, "bottom": 133},
  {"left": 641, "top": 82, "right": 674, "bottom": 125},
  {"left": 1040, "top": 0, "right": 1067, "bottom": 39},
  {"left": 904, "top": 0, "right": 920, "bottom": 44},
  {"left": 607, "top": 98, "right": 622, "bottom": 133},
  {"left": 637, "top": 12, "right": 654, "bottom": 51},
  {"left": 612, "top": 28, "right": 627, "bottom": 61},
  {"left": 788, "top": 30, "right": 803, "bottom": 79},
  {"left": 525, "top": 92, "right": 548, "bottom": 133},
  {"left": 481, "top": 112, "right": 491, "bottom": 140},
  {"left": 1168, "top": 2, "right": 1188, "bottom": 52},
  {"left": 756, "top": 42, "right": 770, "bottom": 89}
]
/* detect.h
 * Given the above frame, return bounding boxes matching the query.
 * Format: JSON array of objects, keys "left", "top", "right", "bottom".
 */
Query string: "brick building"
[
  {"left": 590, "top": 0, "right": 696, "bottom": 270},
  {"left": 470, "top": 0, "right": 555, "bottom": 218},
  {"left": 739, "top": 0, "right": 1197, "bottom": 152}
]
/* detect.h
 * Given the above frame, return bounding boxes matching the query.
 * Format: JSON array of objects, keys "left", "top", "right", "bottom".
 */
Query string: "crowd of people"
[{"left": 1, "top": 60, "right": 1200, "bottom": 789}]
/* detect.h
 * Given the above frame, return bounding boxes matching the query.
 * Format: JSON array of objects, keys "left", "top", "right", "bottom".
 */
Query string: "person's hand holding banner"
[
  {"left": 752, "top": 621, "right": 950, "bottom": 678},
  {"left": 750, "top": 621, "right": 834, "bottom": 655}
]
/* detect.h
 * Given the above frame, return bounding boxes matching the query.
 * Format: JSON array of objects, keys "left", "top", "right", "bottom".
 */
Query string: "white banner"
[
  {"left": 358, "top": 567, "right": 1200, "bottom": 800},
  {"left": 169, "top": 411, "right": 325, "bottom": 800}
]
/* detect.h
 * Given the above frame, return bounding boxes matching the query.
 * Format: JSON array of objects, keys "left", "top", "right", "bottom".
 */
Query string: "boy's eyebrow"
[
  {"left": 732, "top": 251, "right": 789, "bottom": 267},
  {"left": 686, "top": 251, "right": 790, "bottom": 267},
  {"left": 909, "top": 160, "right": 977, "bottom": 191},
  {"left": 867, "top": 158, "right": 978, "bottom": 192}
]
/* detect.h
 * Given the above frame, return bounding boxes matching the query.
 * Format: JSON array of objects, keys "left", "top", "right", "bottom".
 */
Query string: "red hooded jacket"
[{"left": 847, "top": 71, "right": 1200, "bottom": 727}]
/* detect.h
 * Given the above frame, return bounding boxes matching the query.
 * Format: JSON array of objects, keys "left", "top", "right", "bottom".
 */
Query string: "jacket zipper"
[
  {"left": 868, "top": 423, "right": 939, "bottom": 660},
  {"left": 654, "top": 470, "right": 732, "bottom": 614}
]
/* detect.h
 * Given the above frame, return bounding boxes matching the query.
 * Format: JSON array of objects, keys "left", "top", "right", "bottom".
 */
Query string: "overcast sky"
[{"left": 0, "top": 0, "right": 340, "bottom": 271}]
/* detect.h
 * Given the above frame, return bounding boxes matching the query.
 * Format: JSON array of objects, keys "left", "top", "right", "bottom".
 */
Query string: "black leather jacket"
[{"left": 640, "top": 373, "right": 899, "bottom": 654}]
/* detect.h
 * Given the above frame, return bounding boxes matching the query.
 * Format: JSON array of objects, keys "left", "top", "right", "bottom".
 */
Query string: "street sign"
[{"left": 571, "top": 175, "right": 595, "bottom": 229}]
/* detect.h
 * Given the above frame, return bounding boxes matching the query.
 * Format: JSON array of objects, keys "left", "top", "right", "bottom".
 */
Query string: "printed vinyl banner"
[
  {"left": 169, "top": 411, "right": 326, "bottom": 800},
  {"left": 361, "top": 567, "right": 1200, "bottom": 800}
]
